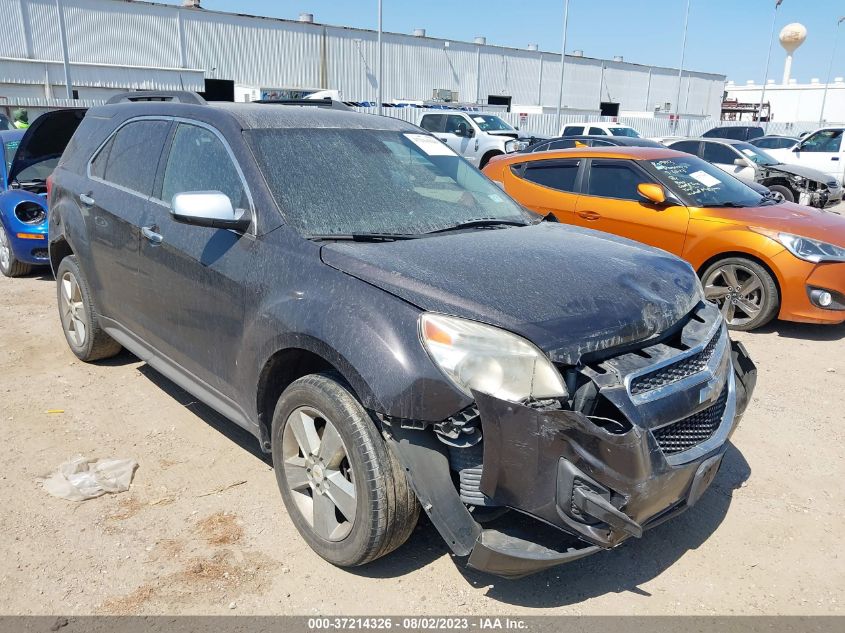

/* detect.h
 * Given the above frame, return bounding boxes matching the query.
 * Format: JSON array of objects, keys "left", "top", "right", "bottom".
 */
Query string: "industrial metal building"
[{"left": 0, "top": 0, "right": 726, "bottom": 119}]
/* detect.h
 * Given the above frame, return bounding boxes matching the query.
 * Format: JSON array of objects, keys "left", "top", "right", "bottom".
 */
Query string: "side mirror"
[
  {"left": 792, "top": 146, "right": 800, "bottom": 152},
  {"left": 171, "top": 191, "right": 250, "bottom": 231},
  {"left": 637, "top": 183, "right": 666, "bottom": 205},
  {"left": 465, "top": 127, "right": 475, "bottom": 138},
  {"left": 733, "top": 157, "right": 752, "bottom": 167}
]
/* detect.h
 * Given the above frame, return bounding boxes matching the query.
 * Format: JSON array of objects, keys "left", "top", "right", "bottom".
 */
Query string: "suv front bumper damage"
[{"left": 385, "top": 340, "right": 756, "bottom": 579}]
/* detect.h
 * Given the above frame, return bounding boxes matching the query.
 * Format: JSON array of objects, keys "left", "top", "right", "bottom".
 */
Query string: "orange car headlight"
[{"left": 750, "top": 228, "right": 845, "bottom": 264}]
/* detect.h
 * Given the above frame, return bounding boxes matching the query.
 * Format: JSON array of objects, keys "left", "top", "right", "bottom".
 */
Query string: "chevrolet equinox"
[{"left": 47, "top": 92, "right": 757, "bottom": 578}]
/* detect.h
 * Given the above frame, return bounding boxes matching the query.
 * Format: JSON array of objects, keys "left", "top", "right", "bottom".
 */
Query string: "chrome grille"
[{"left": 629, "top": 330, "right": 722, "bottom": 396}]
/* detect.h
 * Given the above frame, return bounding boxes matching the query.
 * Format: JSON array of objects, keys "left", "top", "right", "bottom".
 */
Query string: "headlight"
[
  {"left": 420, "top": 313, "right": 567, "bottom": 402},
  {"left": 751, "top": 228, "right": 845, "bottom": 263},
  {"left": 14, "top": 201, "right": 47, "bottom": 225},
  {"left": 504, "top": 139, "right": 529, "bottom": 153}
]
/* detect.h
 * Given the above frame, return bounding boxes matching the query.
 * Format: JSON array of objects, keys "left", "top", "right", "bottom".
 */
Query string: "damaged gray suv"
[{"left": 48, "top": 91, "right": 756, "bottom": 578}]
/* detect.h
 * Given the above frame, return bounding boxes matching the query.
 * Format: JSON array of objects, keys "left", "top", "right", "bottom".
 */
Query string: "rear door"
[
  {"left": 85, "top": 118, "right": 172, "bottom": 330},
  {"left": 136, "top": 120, "right": 253, "bottom": 399},
  {"left": 573, "top": 159, "right": 689, "bottom": 255},
  {"left": 504, "top": 158, "right": 582, "bottom": 220},
  {"left": 789, "top": 129, "right": 844, "bottom": 182}
]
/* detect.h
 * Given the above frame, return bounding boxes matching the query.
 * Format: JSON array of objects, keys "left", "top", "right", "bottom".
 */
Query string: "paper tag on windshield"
[
  {"left": 689, "top": 170, "right": 721, "bottom": 187},
  {"left": 473, "top": 116, "right": 486, "bottom": 123},
  {"left": 404, "top": 133, "right": 456, "bottom": 156},
  {"left": 741, "top": 148, "right": 756, "bottom": 156}
]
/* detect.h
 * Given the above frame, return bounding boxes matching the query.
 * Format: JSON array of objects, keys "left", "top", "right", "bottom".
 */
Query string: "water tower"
[{"left": 779, "top": 23, "right": 807, "bottom": 84}]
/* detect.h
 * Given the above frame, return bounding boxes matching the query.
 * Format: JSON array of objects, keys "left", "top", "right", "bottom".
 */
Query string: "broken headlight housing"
[
  {"left": 504, "top": 139, "right": 530, "bottom": 153},
  {"left": 420, "top": 313, "right": 567, "bottom": 402},
  {"left": 752, "top": 228, "right": 845, "bottom": 263}
]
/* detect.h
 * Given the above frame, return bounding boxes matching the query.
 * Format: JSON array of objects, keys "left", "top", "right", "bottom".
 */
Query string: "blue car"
[{"left": 0, "top": 109, "right": 85, "bottom": 276}]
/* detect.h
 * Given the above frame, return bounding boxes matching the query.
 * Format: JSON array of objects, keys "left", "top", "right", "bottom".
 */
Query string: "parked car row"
[{"left": 3, "top": 93, "right": 768, "bottom": 580}]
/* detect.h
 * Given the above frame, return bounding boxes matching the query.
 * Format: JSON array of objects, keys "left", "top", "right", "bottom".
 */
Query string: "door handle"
[
  {"left": 832, "top": 157, "right": 840, "bottom": 161},
  {"left": 79, "top": 193, "right": 95, "bottom": 206},
  {"left": 141, "top": 225, "right": 163, "bottom": 245},
  {"left": 577, "top": 211, "right": 601, "bottom": 221}
]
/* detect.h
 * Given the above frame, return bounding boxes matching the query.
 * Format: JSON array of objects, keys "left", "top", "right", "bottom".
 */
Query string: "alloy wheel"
[
  {"left": 282, "top": 406, "right": 357, "bottom": 542},
  {"left": 0, "top": 224, "right": 10, "bottom": 271},
  {"left": 60, "top": 271, "right": 87, "bottom": 347},
  {"left": 703, "top": 263, "right": 765, "bottom": 327}
]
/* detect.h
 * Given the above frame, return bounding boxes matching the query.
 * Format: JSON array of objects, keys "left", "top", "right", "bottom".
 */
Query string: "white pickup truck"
[
  {"left": 766, "top": 128, "right": 845, "bottom": 185},
  {"left": 418, "top": 112, "right": 542, "bottom": 168}
]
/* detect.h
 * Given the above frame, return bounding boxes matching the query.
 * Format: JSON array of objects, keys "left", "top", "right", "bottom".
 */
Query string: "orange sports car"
[{"left": 483, "top": 146, "right": 845, "bottom": 331}]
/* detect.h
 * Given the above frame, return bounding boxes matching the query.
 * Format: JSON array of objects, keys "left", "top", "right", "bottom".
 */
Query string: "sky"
[{"left": 159, "top": 0, "right": 845, "bottom": 83}]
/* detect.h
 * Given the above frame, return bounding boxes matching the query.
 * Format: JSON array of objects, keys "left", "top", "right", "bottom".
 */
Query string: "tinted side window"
[
  {"left": 444, "top": 115, "right": 470, "bottom": 135},
  {"left": 587, "top": 160, "right": 647, "bottom": 200},
  {"left": 161, "top": 123, "right": 248, "bottom": 209},
  {"left": 100, "top": 120, "right": 170, "bottom": 195},
  {"left": 89, "top": 136, "right": 114, "bottom": 179},
  {"left": 702, "top": 142, "right": 741, "bottom": 165},
  {"left": 800, "top": 130, "right": 843, "bottom": 153},
  {"left": 588, "top": 127, "right": 607, "bottom": 135},
  {"left": 521, "top": 159, "right": 581, "bottom": 192},
  {"left": 420, "top": 115, "right": 445, "bottom": 133},
  {"left": 532, "top": 139, "right": 576, "bottom": 152},
  {"left": 670, "top": 140, "right": 700, "bottom": 155},
  {"left": 562, "top": 126, "right": 583, "bottom": 137}
]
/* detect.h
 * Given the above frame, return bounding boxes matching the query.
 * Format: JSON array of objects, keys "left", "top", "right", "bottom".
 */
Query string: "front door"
[
  {"left": 789, "top": 129, "right": 844, "bottom": 182},
  {"left": 439, "top": 115, "right": 479, "bottom": 164},
  {"left": 136, "top": 121, "right": 253, "bottom": 401},
  {"left": 573, "top": 159, "right": 690, "bottom": 256},
  {"left": 702, "top": 142, "right": 756, "bottom": 183}
]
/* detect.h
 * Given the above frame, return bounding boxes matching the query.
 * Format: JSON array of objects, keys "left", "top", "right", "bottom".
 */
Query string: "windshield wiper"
[
  {"left": 308, "top": 233, "right": 419, "bottom": 242},
  {"left": 425, "top": 219, "right": 528, "bottom": 234}
]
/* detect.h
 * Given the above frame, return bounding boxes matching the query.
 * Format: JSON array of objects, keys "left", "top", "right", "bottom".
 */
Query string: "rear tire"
[
  {"left": 55, "top": 255, "right": 122, "bottom": 361},
  {"left": 767, "top": 184, "right": 794, "bottom": 203},
  {"left": 0, "top": 222, "right": 32, "bottom": 277},
  {"left": 271, "top": 372, "right": 419, "bottom": 567},
  {"left": 701, "top": 257, "right": 779, "bottom": 331}
]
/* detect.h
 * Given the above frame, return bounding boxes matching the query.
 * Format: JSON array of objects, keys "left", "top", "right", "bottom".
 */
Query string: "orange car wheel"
[{"left": 701, "top": 257, "right": 780, "bottom": 331}]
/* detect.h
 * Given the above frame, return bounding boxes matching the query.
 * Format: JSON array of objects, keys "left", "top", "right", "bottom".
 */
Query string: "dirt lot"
[{"left": 1, "top": 271, "right": 843, "bottom": 616}]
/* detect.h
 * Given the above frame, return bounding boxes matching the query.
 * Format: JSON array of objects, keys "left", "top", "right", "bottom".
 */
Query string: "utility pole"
[
  {"left": 759, "top": 1, "right": 784, "bottom": 131},
  {"left": 554, "top": 0, "right": 570, "bottom": 134},
  {"left": 673, "top": 0, "right": 691, "bottom": 132},
  {"left": 56, "top": 0, "right": 73, "bottom": 99},
  {"left": 819, "top": 17, "right": 845, "bottom": 127},
  {"left": 377, "top": 0, "right": 383, "bottom": 115}
]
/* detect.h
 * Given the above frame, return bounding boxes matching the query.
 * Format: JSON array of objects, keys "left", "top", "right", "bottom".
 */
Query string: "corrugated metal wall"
[{"left": 0, "top": 0, "right": 726, "bottom": 117}]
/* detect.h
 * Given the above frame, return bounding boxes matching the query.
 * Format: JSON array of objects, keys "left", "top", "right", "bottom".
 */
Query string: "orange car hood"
[{"left": 700, "top": 202, "right": 845, "bottom": 246}]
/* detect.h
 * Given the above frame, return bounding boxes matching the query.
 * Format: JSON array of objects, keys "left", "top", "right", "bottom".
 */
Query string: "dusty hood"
[
  {"left": 702, "top": 202, "right": 845, "bottom": 246},
  {"left": 321, "top": 223, "right": 702, "bottom": 364},
  {"left": 767, "top": 162, "right": 838, "bottom": 185},
  {"left": 8, "top": 108, "right": 86, "bottom": 183}
]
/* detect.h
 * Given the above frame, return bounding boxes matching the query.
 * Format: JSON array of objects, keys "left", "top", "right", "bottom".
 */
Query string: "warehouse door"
[
  {"left": 599, "top": 102, "right": 619, "bottom": 117},
  {"left": 487, "top": 95, "right": 512, "bottom": 112}
]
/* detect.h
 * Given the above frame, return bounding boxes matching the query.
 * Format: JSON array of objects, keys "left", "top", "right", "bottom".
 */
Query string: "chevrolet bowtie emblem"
[{"left": 699, "top": 376, "right": 721, "bottom": 405}]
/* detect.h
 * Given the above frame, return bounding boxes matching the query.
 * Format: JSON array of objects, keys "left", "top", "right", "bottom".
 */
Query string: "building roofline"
[{"left": 109, "top": 0, "right": 724, "bottom": 80}]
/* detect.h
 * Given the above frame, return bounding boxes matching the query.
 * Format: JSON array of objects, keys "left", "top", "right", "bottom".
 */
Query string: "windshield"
[
  {"left": 470, "top": 115, "right": 515, "bottom": 132},
  {"left": 246, "top": 129, "right": 529, "bottom": 237},
  {"left": 609, "top": 127, "right": 640, "bottom": 138},
  {"left": 0, "top": 115, "right": 13, "bottom": 131},
  {"left": 646, "top": 155, "right": 766, "bottom": 208},
  {"left": 733, "top": 142, "right": 780, "bottom": 166},
  {"left": 3, "top": 139, "right": 19, "bottom": 175}
]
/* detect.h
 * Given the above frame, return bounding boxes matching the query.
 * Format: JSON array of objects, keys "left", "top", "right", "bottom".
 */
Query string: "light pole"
[
  {"left": 377, "top": 0, "right": 383, "bottom": 115},
  {"left": 673, "top": 0, "right": 691, "bottom": 133},
  {"left": 819, "top": 17, "right": 845, "bottom": 127},
  {"left": 758, "top": 0, "right": 784, "bottom": 130},
  {"left": 554, "top": 0, "right": 570, "bottom": 134}
]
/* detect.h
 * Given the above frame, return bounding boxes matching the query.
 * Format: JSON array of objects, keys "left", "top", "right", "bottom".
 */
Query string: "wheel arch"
[{"left": 480, "top": 149, "right": 504, "bottom": 169}]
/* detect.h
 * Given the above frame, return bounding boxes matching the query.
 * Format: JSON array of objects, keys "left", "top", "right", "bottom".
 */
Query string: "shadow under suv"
[{"left": 47, "top": 91, "right": 757, "bottom": 578}]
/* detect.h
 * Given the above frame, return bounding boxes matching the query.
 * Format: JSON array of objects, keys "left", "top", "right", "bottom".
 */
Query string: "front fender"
[{"left": 0, "top": 190, "right": 49, "bottom": 264}]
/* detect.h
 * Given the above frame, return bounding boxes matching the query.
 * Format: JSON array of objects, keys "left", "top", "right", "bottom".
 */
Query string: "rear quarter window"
[{"left": 93, "top": 120, "right": 171, "bottom": 196}]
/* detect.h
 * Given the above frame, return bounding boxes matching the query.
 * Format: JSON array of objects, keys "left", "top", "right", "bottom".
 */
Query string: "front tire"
[
  {"left": 271, "top": 373, "right": 419, "bottom": 567},
  {"left": 701, "top": 257, "right": 779, "bottom": 331},
  {"left": 55, "top": 255, "right": 122, "bottom": 361},
  {"left": 0, "top": 222, "right": 32, "bottom": 277},
  {"left": 767, "top": 184, "right": 795, "bottom": 203}
]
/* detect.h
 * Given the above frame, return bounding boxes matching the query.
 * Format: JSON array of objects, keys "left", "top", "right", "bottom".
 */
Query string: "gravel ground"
[{"left": 0, "top": 271, "right": 843, "bottom": 616}]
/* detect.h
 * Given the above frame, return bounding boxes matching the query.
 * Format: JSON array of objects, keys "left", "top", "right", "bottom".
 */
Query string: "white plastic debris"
[{"left": 41, "top": 455, "right": 138, "bottom": 501}]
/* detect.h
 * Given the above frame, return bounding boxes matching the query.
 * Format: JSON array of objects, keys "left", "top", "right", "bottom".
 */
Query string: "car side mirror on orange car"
[{"left": 636, "top": 183, "right": 666, "bottom": 205}]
